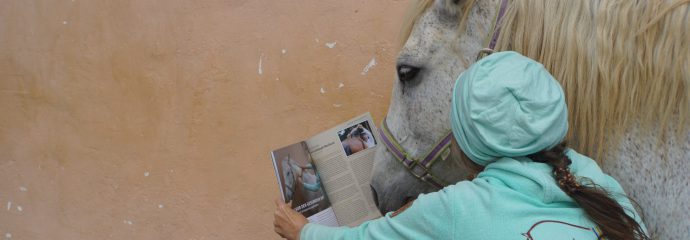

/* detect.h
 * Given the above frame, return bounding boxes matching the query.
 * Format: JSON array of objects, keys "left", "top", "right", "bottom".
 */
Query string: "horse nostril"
[
  {"left": 370, "top": 185, "right": 379, "bottom": 207},
  {"left": 397, "top": 64, "right": 421, "bottom": 82}
]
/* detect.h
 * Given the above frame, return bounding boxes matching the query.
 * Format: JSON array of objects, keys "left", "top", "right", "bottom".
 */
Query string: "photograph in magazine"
[
  {"left": 272, "top": 142, "right": 338, "bottom": 226},
  {"left": 270, "top": 113, "right": 382, "bottom": 227},
  {"left": 337, "top": 120, "right": 377, "bottom": 157}
]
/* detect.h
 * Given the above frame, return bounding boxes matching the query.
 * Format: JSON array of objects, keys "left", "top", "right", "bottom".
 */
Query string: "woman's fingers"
[
  {"left": 274, "top": 204, "right": 289, "bottom": 237},
  {"left": 273, "top": 198, "right": 304, "bottom": 240}
]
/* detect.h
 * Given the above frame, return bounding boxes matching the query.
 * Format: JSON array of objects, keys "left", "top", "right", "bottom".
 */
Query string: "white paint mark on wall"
[
  {"left": 320, "top": 87, "right": 326, "bottom": 94},
  {"left": 158, "top": 204, "right": 164, "bottom": 209},
  {"left": 258, "top": 54, "right": 264, "bottom": 75},
  {"left": 361, "top": 57, "right": 377, "bottom": 75},
  {"left": 124, "top": 220, "right": 133, "bottom": 225},
  {"left": 369, "top": 91, "right": 384, "bottom": 98},
  {"left": 6, "top": 201, "right": 11, "bottom": 211},
  {"left": 169, "top": 169, "right": 174, "bottom": 173},
  {"left": 19, "top": 186, "right": 27, "bottom": 192},
  {"left": 5, "top": 233, "right": 11, "bottom": 239},
  {"left": 315, "top": 38, "right": 320, "bottom": 43},
  {"left": 338, "top": 83, "right": 345, "bottom": 89},
  {"left": 144, "top": 171, "right": 150, "bottom": 177},
  {"left": 276, "top": 77, "right": 280, "bottom": 81},
  {"left": 16, "top": 206, "right": 22, "bottom": 212},
  {"left": 281, "top": 49, "right": 286, "bottom": 54},
  {"left": 326, "top": 42, "right": 337, "bottom": 48},
  {"left": 333, "top": 104, "right": 343, "bottom": 108},
  {"left": 62, "top": 21, "right": 68, "bottom": 25}
]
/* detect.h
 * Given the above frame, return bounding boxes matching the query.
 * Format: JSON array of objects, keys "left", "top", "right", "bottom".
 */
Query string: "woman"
[
  {"left": 298, "top": 164, "right": 322, "bottom": 193},
  {"left": 274, "top": 51, "right": 649, "bottom": 240}
]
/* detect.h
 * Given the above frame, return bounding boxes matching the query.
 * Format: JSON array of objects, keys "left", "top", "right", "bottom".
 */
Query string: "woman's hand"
[{"left": 274, "top": 198, "right": 308, "bottom": 240}]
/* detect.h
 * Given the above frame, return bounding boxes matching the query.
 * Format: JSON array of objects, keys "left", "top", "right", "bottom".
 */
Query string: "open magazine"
[{"left": 270, "top": 113, "right": 382, "bottom": 227}]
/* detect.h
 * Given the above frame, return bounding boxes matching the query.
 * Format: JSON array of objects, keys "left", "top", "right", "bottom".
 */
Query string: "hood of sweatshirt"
[{"left": 476, "top": 149, "right": 610, "bottom": 204}]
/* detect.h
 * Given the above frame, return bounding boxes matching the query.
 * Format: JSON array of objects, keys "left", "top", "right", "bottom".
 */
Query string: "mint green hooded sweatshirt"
[
  {"left": 300, "top": 150, "right": 645, "bottom": 239},
  {"left": 300, "top": 52, "right": 646, "bottom": 239}
]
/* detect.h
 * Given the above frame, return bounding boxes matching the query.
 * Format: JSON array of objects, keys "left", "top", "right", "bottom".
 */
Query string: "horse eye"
[{"left": 397, "top": 64, "right": 421, "bottom": 82}]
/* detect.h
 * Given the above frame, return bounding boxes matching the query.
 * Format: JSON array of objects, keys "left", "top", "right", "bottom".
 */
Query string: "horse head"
[
  {"left": 370, "top": 0, "right": 501, "bottom": 214},
  {"left": 371, "top": 1, "right": 690, "bottom": 238}
]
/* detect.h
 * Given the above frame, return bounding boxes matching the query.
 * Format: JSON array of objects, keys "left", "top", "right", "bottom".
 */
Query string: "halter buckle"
[
  {"left": 476, "top": 48, "right": 496, "bottom": 61},
  {"left": 409, "top": 162, "right": 430, "bottom": 179}
]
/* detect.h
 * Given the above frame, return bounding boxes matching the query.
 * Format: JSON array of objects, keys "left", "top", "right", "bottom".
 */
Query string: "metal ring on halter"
[{"left": 476, "top": 48, "right": 496, "bottom": 61}]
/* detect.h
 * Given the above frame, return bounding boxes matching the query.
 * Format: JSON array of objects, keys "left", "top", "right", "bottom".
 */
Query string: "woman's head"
[
  {"left": 449, "top": 51, "right": 648, "bottom": 239},
  {"left": 449, "top": 51, "right": 568, "bottom": 166}
]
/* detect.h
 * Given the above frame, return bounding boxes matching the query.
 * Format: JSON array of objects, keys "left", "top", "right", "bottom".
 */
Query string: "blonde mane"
[
  {"left": 403, "top": 0, "right": 690, "bottom": 161},
  {"left": 495, "top": 0, "right": 689, "bottom": 159}
]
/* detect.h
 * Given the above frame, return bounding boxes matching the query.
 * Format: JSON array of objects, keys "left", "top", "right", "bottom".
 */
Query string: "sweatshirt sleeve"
[{"left": 300, "top": 187, "right": 457, "bottom": 240}]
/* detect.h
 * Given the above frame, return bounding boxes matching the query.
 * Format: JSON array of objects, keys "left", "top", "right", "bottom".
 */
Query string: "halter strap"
[
  {"left": 478, "top": 0, "right": 509, "bottom": 60},
  {"left": 378, "top": 117, "right": 452, "bottom": 189},
  {"left": 488, "top": 0, "right": 509, "bottom": 49}
]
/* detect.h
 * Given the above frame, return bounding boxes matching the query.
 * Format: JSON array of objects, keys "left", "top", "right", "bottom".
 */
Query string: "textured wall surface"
[{"left": 0, "top": 1, "right": 407, "bottom": 239}]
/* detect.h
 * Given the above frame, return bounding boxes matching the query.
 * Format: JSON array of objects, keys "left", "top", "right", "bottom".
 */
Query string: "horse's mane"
[
  {"left": 495, "top": 0, "right": 689, "bottom": 159},
  {"left": 402, "top": 0, "right": 689, "bottom": 161}
]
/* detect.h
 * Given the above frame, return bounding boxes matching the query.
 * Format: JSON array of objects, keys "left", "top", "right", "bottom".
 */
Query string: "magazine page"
[
  {"left": 305, "top": 113, "right": 382, "bottom": 227},
  {"left": 271, "top": 142, "right": 339, "bottom": 227}
]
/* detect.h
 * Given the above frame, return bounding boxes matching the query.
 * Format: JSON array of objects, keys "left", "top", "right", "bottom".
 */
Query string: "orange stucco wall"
[{"left": 0, "top": 1, "right": 407, "bottom": 239}]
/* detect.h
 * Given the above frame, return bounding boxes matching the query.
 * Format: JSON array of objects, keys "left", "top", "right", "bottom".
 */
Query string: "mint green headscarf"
[{"left": 450, "top": 51, "right": 568, "bottom": 166}]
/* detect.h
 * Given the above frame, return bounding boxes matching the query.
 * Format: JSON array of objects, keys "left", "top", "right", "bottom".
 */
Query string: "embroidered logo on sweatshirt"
[{"left": 522, "top": 220, "right": 604, "bottom": 240}]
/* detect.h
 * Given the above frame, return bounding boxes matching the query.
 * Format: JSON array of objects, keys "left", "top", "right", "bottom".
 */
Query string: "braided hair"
[{"left": 527, "top": 143, "right": 649, "bottom": 240}]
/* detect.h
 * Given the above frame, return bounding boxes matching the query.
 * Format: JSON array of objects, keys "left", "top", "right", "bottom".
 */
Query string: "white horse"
[{"left": 370, "top": 0, "right": 689, "bottom": 239}]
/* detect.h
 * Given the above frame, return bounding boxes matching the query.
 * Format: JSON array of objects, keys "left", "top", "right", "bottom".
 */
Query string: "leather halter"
[
  {"left": 477, "top": 0, "right": 509, "bottom": 60},
  {"left": 378, "top": 0, "right": 509, "bottom": 189},
  {"left": 379, "top": 118, "right": 453, "bottom": 189}
]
